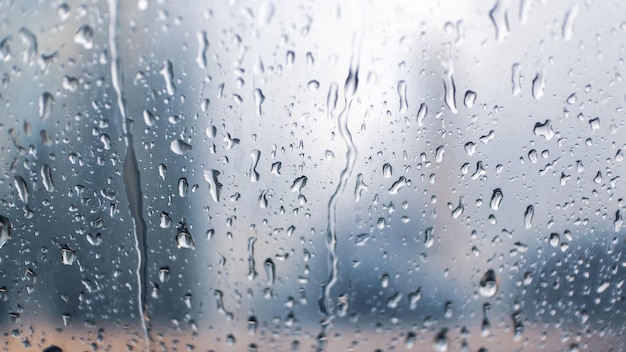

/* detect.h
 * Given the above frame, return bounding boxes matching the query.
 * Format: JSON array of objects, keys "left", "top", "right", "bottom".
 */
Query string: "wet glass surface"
[{"left": 1, "top": 1, "right": 625, "bottom": 351}]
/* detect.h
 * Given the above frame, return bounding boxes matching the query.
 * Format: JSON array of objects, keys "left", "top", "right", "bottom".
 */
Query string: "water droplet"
[
  {"left": 160, "top": 60, "right": 176, "bottom": 95},
  {"left": 589, "top": 117, "right": 600, "bottom": 131},
  {"left": 74, "top": 25, "right": 94, "bottom": 49},
  {"left": 326, "top": 82, "right": 338, "bottom": 117},
  {"left": 258, "top": 2, "right": 275, "bottom": 25},
  {"left": 0, "top": 215, "right": 12, "bottom": 248},
  {"left": 270, "top": 161, "right": 281, "bottom": 176},
  {"left": 0, "top": 36, "right": 11, "bottom": 62},
  {"left": 451, "top": 197, "right": 464, "bottom": 219},
  {"left": 489, "top": 0, "right": 510, "bottom": 41},
  {"left": 249, "top": 150, "right": 261, "bottom": 182},
  {"left": 524, "top": 205, "right": 534, "bottom": 229},
  {"left": 13, "top": 176, "right": 29, "bottom": 204},
  {"left": 562, "top": 5, "right": 579, "bottom": 41},
  {"left": 60, "top": 246, "right": 77, "bottom": 265},
  {"left": 170, "top": 139, "right": 192, "bottom": 155},
  {"left": 433, "top": 328, "right": 449, "bottom": 352},
  {"left": 158, "top": 164, "right": 167, "bottom": 180},
  {"left": 408, "top": 287, "right": 422, "bottom": 310},
  {"left": 435, "top": 145, "right": 445, "bottom": 162},
  {"left": 490, "top": 188, "right": 503, "bottom": 211},
  {"left": 511, "top": 63, "right": 522, "bottom": 96},
  {"left": 549, "top": 233, "right": 560, "bottom": 247},
  {"left": 41, "top": 164, "right": 55, "bottom": 192},
  {"left": 443, "top": 63, "right": 457, "bottom": 113},
  {"left": 196, "top": 31, "right": 208, "bottom": 68},
  {"left": 176, "top": 225, "right": 195, "bottom": 250},
  {"left": 290, "top": 176, "right": 307, "bottom": 194},
  {"left": 424, "top": 226, "right": 434, "bottom": 248},
  {"left": 479, "top": 269, "right": 498, "bottom": 298},
  {"left": 159, "top": 212, "right": 171, "bottom": 228},
  {"left": 382, "top": 163, "right": 393, "bottom": 178},
  {"left": 417, "top": 103, "right": 428, "bottom": 126},
  {"left": 253, "top": 89, "right": 265, "bottom": 117},
  {"left": 389, "top": 176, "right": 409, "bottom": 195},
  {"left": 381, "top": 273, "right": 390, "bottom": 288},
  {"left": 203, "top": 169, "right": 221, "bottom": 202},
  {"left": 397, "top": 80, "right": 408, "bottom": 113},
  {"left": 464, "top": 90, "right": 476, "bottom": 108},
  {"left": 307, "top": 80, "right": 320, "bottom": 91},
  {"left": 615, "top": 210, "right": 623, "bottom": 232},
  {"left": 39, "top": 92, "right": 54, "bottom": 120},
  {"left": 159, "top": 267, "right": 170, "bottom": 282},
  {"left": 19, "top": 27, "right": 37, "bottom": 64},
  {"left": 178, "top": 178, "right": 188, "bottom": 197},
  {"left": 532, "top": 70, "right": 545, "bottom": 100},
  {"left": 533, "top": 119, "right": 554, "bottom": 140},
  {"left": 143, "top": 110, "right": 156, "bottom": 127},
  {"left": 264, "top": 258, "right": 275, "bottom": 287}
]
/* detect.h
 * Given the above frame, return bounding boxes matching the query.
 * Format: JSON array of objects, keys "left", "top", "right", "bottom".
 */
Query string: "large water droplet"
[
  {"left": 74, "top": 25, "right": 94, "bottom": 49},
  {"left": 479, "top": 269, "right": 498, "bottom": 298},
  {"left": 39, "top": 92, "right": 54, "bottom": 120}
]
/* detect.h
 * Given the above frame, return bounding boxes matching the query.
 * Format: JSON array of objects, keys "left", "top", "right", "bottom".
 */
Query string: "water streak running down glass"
[{"left": 1, "top": 1, "right": 625, "bottom": 351}]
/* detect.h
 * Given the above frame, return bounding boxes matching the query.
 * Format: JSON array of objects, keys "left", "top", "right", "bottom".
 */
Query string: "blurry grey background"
[{"left": 0, "top": 0, "right": 625, "bottom": 351}]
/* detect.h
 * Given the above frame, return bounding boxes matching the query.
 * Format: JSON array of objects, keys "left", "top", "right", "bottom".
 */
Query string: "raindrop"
[
  {"left": 160, "top": 60, "right": 176, "bottom": 95},
  {"left": 249, "top": 150, "right": 261, "bottom": 182},
  {"left": 253, "top": 89, "right": 265, "bottom": 117},
  {"left": 479, "top": 269, "right": 498, "bottom": 298},
  {"left": 533, "top": 120, "right": 554, "bottom": 140},
  {"left": 13, "top": 176, "right": 29, "bottom": 204},
  {"left": 41, "top": 164, "right": 55, "bottom": 192},
  {"left": 159, "top": 212, "right": 171, "bottom": 228},
  {"left": 196, "top": 31, "right": 208, "bottom": 68},
  {"left": 39, "top": 92, "right": 54, "bottom": 120},
  {"left": 382, "top": 163, "right": 392, "bottom": 178},
  {"left": 524, "top": 205, "right": 534, "bottom": 229},
  {"left": 531, "top": 71, "right": 545, "bottom": 100},
  {"left": 176, "top": 225, "right": 195, "bottom": 250},
  {"left": 490, "top": 188, "right": 503, "bottom": 211},
  {"left": 397, "top": 80, "right": 408, "bottom": 113},
  {"left": 549, "top": 233, "right": 560, "bottom": 247},
  {"left": 463, "top": 90, "right": 476, "bottom": 108},
  {"left": 0, "top": 215, "right": 12, "bottom": 248},
  {"left": 511, "top": 63, "right": 522, "bottom": 96},
  {"left": 170, "top": 139, "right": 192, "bottom": 155},
  {"left": 417, "top": 103, "right": 427, "bottom": 126},
  {"left": 60, "top": 246, "right": 77, "bottom": 266},
  {"left": 74, "top": 25, "right": 94, "bottom": 49}
]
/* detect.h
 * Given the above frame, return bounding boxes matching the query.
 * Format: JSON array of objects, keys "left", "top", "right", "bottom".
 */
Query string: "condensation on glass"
[{"left": 0, "top": 0, "right": 625, "bottom": 351}]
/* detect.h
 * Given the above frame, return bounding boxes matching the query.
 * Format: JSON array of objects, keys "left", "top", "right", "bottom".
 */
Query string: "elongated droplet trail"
[
  {"left": 107, "top": 0, "right": 151, "bottom": 348},
  {"left": 322, "top": 35, "right": 361, "bottom": 330}
]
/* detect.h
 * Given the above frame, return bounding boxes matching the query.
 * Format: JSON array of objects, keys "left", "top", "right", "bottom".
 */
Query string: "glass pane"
[{"left": 1, "top": 0, "right": 624, "bottom": 351}]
